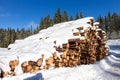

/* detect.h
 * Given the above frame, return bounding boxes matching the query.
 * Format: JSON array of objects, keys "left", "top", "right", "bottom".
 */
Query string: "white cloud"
[{"left": 26, "top": 21, "right": 39, "bottom": 30}]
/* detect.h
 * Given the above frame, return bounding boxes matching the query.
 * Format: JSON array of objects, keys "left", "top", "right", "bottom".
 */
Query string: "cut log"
[
  {"left": 26, "top": 65, "right": 33, "bottom": 73},
  {"left": 9, "top": 60, "right": 19, "bottom": 72},
  {"left": 46, "top": 57, "right": 54, "bottom": 65},
  {"left": 9, "top": 60, "right": 19, "bottom": 67},
  {"left": 10, "top": 65, "right": 15, "bottom": 72},
  {"left": 63, "top": 43, "right": 68, "bottom": 48},
  {"left": 90, "top": 18, "right": 94, "bottom": 26},
  {"left": 28, "top": 61, "right": 37, "bottom": 66},
  {"left": 33, "top": 66, "right": 40, "bottom": 72},
  {"left": 9, "top": 72, "right": 15, "bottom": 76},
  {"left": 73, "top": 32, "right": 80, "bottom": 36},
  {"left": 37, "top": 58, "right": 43, "bottom": 67},
  {"left": 53, "top": 52, "right": 59, "bottom": 60},
  {"left": 21, "top": 61, "right": 27, "bottom": 73},
  {"left": 2, "top": 72, "right": 9, "bottom": 78},
  {"left": 76, "top": 26, "right": 83, "bottom": 30},
  {"left": 68, "top": 38, "right": 81, "bottom": 43},
  {"left": 43, "top": 64, "right": 52, "bottom": 70}
]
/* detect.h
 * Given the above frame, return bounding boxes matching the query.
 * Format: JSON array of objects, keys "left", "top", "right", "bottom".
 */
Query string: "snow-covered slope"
[{"left": 0, "top": 17, "right": 120, "bottom": 80}]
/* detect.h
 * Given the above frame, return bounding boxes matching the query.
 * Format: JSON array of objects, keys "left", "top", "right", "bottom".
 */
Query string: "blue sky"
[{"left": 0, "top": 0, "right": 120, "bottom": 29}]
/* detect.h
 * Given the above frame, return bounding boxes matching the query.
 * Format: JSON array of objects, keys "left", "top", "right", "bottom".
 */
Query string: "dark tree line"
[
  {"left": 0, "top": 8, "right": 120, "bottom": 48},
  {"left": 97, "top": 12, "right": 120, "bottom": 39},
  {"left": 0, "top": 28, "right": 33, "bottom": 47},
  {"left": 38, "top": 8, "right": 84, "bottom": 31}
]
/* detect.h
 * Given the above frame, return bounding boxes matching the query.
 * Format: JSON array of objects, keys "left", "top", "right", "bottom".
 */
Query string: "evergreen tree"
[
  {"left": 1, "top": 8, "right": 120, "bottom": 48},
  {"left": 39, "top": 18, "right": 44, "bottom": 30},
  {"left": 80, "top": 12, "right": 84, "bottom": 18},
  {"left": 30, "top": 25, "right": 33, "bottom": 34},
  {"left": 104, "top": 16, "right": 109, "bottom": 33},
  {"left": 62, "top": 11, "right": 68, "bottom": 22},
  {"left": 46, "top": 15, "right": 53, "bottom": 28},
  {"left": 4, "top": 28, "right": 12, "bottom": 47},
  {"left": 0, "top": 29, "right": 5, "bottom": 47},
  {"left": 69, "top": 16, "right": 74, "bottom": 21},
  {"left": 75, "top": 12, "right": 79, "bottom": 19},
  {"left": 34, "top": 25, "right": 40, "bottom": 34},
  {"left": 107, "top": 12, "right": 112, "bottom": 36},
  {"left": 112, "top": 13, "right": 119, "bottom": 34},
  {"left": 53, "top": 8, "right": 62, "bottom": 24},
  {"left": 19, "top": 28, "right": 25, "bottom": 39}
]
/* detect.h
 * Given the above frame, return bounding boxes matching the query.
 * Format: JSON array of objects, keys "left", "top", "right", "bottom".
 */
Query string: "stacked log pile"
[
  {"left": 21, "top": 54, "right": 44, "bottom": 73},
  {"left": 1, "top": 18, "right": 109, "bottom": 78},
  {"left": 1, "top": 60, "right": 19, "bottom": 78},
  {"left": 43, "top": 19, "right": 109, "bottom": 69},
  {"left": 1, "top": 54, "right": 44, "bottom": 77},
  {"left": 54, "top": 18, "right": 109, "bottom": 66}
]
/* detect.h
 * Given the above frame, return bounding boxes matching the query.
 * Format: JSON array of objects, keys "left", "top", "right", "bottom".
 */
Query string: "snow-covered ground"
[{"left": 0, "top": 17, "right": 120, "bottom": 80}]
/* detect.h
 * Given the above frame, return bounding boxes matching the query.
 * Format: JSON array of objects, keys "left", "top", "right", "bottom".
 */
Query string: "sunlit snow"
[{"left": 0, "top": 17, "right": 120, "bottom": 80}]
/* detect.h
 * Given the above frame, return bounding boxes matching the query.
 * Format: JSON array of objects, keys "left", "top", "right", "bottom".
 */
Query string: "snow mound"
[{"left": 0, "top": 17, "right": 120, "bottom": 80}]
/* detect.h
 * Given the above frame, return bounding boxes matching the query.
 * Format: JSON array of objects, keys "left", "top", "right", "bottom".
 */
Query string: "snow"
[
  {"left": 0, "top": 17, "right": 120, "bottom": 80},
  {"left": 107, "top": 39, "right": 120, "bottom": 45}
]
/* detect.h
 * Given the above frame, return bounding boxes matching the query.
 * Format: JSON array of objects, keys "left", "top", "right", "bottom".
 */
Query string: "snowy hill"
[{"left": 0, "top": 17, "right": 120, "bottom": 80}]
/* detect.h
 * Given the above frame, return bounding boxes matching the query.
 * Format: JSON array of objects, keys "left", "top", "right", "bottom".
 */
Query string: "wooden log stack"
[
  {"left": 21, "top": 54, "right": 44, "bottom": 73},
  {"left": 1, "top": 18, "right": 109, "bottom": 78},
  {"left": 54, "top": 18, "right": 108, "bottom": 67}
]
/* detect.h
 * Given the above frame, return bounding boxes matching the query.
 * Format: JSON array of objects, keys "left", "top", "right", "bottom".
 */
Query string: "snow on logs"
[
  {"left": 0, "top": 60, "right": 19, "bottom": 78},
  {"left": 1, "top": 54, "right": 44, "bottom": 78},
  {"left": 21, "top": 54, "right": 44, "bottom": 73},
  {"left": 42, "top": 18, "right": 108, "bottom": 70},
  {"left": 54, "top": 18, "right": 108, "bottom": 66},
  {"left": 1, "top": 18, "right": 109, "bottom": 78}
]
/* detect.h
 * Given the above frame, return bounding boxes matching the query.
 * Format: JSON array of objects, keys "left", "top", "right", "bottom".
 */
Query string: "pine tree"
[
  {"left": 107, "top": 12, "right": 112, "bottom": 37},
  {"left": 2, "top": 9, "right": 120, "bottom": 48},
  {"left": 62, "top": 10, "right": 68, "bottom": 22},
  {"left": 34, "top": 25, "right": 40, "bottom": 34},
  {"left": 46, "top": 15, "right": 52, "bottom": 28},
  {"left": 75, "top": 12, "right": 79, "bottom": 19},
  {"left": 97, "top": 16, "right": 105, "bottom": 30},
  {"left": 39, "top": 18, "right": 44, "bottom": 30},
  {"left": 4, "top": 28, "right": 12, "bottom": 47},
  {"left": 69, "top": 16, "right": 74, "bottom": 21},
  {"left": 19, "top": 28, "right": 25, "bottom": 39},
  {"left": 112, "top": 13, "right": 119, "bottom": 34},
  {"left": 30, "top": 25, "right": 33, "bottom": 34},
  {"left": 105, "top": 16, "right": 108, "bottom": 33},
  {"left": 53, "top": 8, "right": 62, "bottom": 24},
  {"left": 0, "top": 29, "right": 5, "bottom": 47},
  {"left": 80, "top": 12, "right": 84, "bottom": 18}
]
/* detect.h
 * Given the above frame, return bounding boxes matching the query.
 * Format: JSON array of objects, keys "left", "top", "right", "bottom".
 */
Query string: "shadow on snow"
[{"left": 24, "top": 73, "right": 44, "bottom": 80}]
